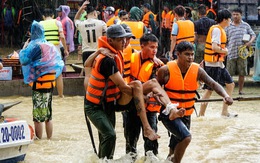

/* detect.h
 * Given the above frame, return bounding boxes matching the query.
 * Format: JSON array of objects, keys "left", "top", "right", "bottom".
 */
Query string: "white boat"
[
  {"left": 0, "top": 102, "right": 34, "bottom": 163},
  {"left": 0, "top": 120, "right": 34, "bottom": 163}
]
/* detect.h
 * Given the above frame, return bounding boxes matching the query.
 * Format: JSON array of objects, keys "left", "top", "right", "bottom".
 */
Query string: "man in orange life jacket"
[
  {"left": 142, "top": 3, "right": 156, "bottom": 35},
  {"left": 161, "top": 3, "right": 174, "bottom": 54},
  {"left": 84, "top": 25, "right": 184, "bottom": 159},
  {"left": 199, "top": 9, "right": 236, "bottom": 117},
  {"left": 169, "top": 5, "right": 195, "bottom": 60},
  {"left": 122, "top": 33, "right": 170, "bottom": 156},
  {"left": 157, "top": 41, "right": 233, "bottom": 163}
]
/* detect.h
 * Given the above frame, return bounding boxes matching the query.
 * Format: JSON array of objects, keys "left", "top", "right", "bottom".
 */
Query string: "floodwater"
[{"left": 1, "top": 87, "right": 260, "bottom": 163}]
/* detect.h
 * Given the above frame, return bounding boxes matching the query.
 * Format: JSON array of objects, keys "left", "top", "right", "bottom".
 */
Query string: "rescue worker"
[
  {"left": 40, "top": 8, "right": 69, "bottom": 98},
  {"left": 142, "top": 3, "right": 156, "bottom": 35},
  {"left": 84, "top": 24, "right": 184, "bottom": 159},
  {"left": 199, "top": 9, "right": 236, "bottom": 117},
  {"left": 157, "top": 41, "right": 233, "bottom": 163},
  {"left": 161, "top": 3, "right": 174, "bottom": 54},
  {"left": 84, "top": 24, "right": 157, "bottom": 159},
  {"left": 19, "top": 21, "right": 64, "bottom": 139},
  {"left": 169, "top": 5, "right": 195, "bottom": 60},
  {"left": 123, "top": 33, "right": 165, "bottom": 156}
]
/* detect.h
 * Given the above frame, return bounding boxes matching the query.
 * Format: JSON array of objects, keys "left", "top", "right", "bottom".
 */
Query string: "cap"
[
  {"left": 86, "top": 5, "right": 95, "bottom": 13},
  {"left": 107, "top": 24, "right": 131, "bottom": 38},
  {"left": 257, "top": 6, "right": 260, "bottom": 10},
  {"left": 120, "top": 24, "right": 136, "bottom": 39},
  {"left": 56, "top": 6, "right": 62, "bottom": 12},
  {"left": 143, "top": 3, "right": 151, "bottom": 10}
]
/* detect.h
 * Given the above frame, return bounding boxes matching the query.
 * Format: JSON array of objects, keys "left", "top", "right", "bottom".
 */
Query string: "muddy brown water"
[{"left": 1, "top": 87, "right": 260, "bottom": 163}]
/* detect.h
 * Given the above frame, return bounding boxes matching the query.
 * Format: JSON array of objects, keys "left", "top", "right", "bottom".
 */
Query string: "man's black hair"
[
  {"left": 232, "top": 7, "right": 242, "bottom": 14},
  {"left": 118, "top": 10, "right": 127, "bottom": 17},
  {"left": 198, "top": 4, "right": 207, "bottom": 16},
  {"left": 43, "top": 8, "right": 54, "bottom": 17},
  {"left": 140, "top": 33, "right": 158, "bottom": 45},
  {"left": 176, "top": 41, "right": 194, "bottom": 53},
  {"left": 174, "top": 5, "right": 186, "bottom": 17},
  {"left": 216, "top": 9, "right": 232, "bottom": 23}
]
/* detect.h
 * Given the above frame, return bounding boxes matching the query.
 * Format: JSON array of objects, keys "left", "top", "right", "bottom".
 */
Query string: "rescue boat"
[{"left": 0, "top": 102, "right": 34, "bottom": 163}]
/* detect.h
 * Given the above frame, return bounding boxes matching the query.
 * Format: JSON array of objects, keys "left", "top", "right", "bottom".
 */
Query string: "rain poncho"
[
  {"left": 58, "top": 5, "right": 75, "bottom": 52},
  {"left": 19, "top": 21, "right": 64, "bottom": 84},
  {"left": 253, "top": 34, "right": 260, "bottom": 82}
]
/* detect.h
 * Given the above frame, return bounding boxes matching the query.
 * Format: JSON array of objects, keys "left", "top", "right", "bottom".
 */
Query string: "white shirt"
[{"left": 75, "top": 18, "right": 107, "bottom": 52}]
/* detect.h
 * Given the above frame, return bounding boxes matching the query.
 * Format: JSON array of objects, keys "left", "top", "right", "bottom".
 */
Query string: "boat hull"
[{"left": 0, "top": 120, "right": 33, "bottom": 162}]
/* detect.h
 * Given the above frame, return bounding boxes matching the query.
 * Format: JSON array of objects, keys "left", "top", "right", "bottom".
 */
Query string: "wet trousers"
[{"left": 84, "top": 102, "right": 116, "bottom": 159}]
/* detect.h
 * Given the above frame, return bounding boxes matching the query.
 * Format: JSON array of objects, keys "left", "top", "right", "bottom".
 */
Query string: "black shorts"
[{"left": 203, "top": 66, "right": 233, "bottom": 90}]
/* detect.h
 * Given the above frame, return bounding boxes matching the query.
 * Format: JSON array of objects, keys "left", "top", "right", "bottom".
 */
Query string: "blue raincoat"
[{"left": 19, "top": 21, "right": 64, "bottom": 84}]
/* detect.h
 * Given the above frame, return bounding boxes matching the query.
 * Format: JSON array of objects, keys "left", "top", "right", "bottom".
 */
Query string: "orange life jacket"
[
  {"left": 121, "top": 21, "right": 144, "bottom": 51},
  {"left": 161, "top": 10, "right": 174, "bottom": 30},
  {"left": 106, "top": 16, "right": 119, "bottom": 27},
  {"left": 130, "top": 52, "right": 163, "bottom": 112},
  {"left": 123, "top": 44, "right": 133, "bottom": 84},
  {"left": 176, "top": 20, "right": 195, "bottom": 44},
  {"left": 29, "top": 72, "right": 56, "bottom": 90},
  {"left": 115, "top": 9, "right": 120, "bottom": 16},
  {"left": 204, "top": 25, "right": 227, "bottom": 62},
  {"left": 86, "top": 53, "right": 124, "bottom": 105},
  {"left": 164, "top": 61, "right": 199, "bottom": 116},
  {"left": 142, "top": 11, "right": 156, "bottom": 28}
]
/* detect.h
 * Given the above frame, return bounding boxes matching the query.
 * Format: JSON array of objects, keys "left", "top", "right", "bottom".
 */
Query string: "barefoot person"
[
  {"left": 19, "top": 21, "right": 64, "bottom": 139},
  {"left": 157, "top": 41, "right": 233, "bottom": 162}
]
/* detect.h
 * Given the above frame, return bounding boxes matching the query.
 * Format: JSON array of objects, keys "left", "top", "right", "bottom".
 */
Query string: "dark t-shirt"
[
  {"left": 194, "top": 17, "right": 215, "bottom": 36},
  {"left": 99, "top": 56, "right": 119, "bottom": 79}
]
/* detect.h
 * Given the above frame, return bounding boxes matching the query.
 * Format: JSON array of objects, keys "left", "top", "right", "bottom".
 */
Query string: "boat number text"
[{"left": 0, "top": 125, "right": 26, "bottom": 143}]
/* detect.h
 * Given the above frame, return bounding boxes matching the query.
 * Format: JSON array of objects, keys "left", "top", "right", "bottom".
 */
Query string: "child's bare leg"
[{"left": 128, "top": 80, "right": 160, "bottom": 140}]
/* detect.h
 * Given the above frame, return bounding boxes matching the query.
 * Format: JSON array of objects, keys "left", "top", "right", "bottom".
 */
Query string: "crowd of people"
[{"left": 1, "top": 0, "right": 260, "bottom": 162}]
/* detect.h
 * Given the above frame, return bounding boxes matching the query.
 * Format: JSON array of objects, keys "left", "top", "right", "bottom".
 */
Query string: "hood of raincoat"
[
  {"left": 129, "top": 6, "right": 143, "bottom": 21},
  {"left": 30, "top": 20, "right": 45, "bottom": 41},
  {"left": 59, "top": 5, "right": 70, "bottom": 20}
]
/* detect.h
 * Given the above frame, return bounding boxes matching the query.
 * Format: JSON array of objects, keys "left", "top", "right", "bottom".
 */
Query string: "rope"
[{"left": 238, "top": 45, "right": 254, "bottom": 59}]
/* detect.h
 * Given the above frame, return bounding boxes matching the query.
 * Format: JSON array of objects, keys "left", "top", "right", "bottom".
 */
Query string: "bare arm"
[
  {"left": 74, "top": 1, "right": 89, "bottom": 21},
  {"left": 212, "top": 42, "right": 228, "bottom": 55},
  {"left": 84, "top": 48, "right": 114, "bottom": 67},
  {"left": 198, "top": 67, "right": 233, "bottom": 104},
  {"left": 59, "top": 32, "right": 69, "bottom": 57},
  {"left": 109, "top": 71, "right": 133, "bottom": 96},
  {"left": 169, "top": 35, "right": 176, "bottom": 59}
]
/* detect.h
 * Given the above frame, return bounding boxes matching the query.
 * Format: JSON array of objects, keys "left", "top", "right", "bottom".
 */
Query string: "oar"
[
  {"left": 195, "top": 96, "right": 260, "bottom": 103},
  {"left": 2, "top": 101, "right": 22, "bottom": 112}
]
